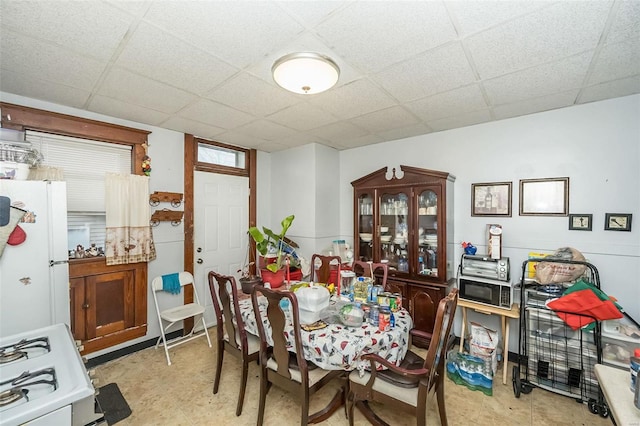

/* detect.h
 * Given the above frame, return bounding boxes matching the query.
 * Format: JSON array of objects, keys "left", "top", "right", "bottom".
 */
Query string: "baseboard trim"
[{"left": 84, "top": 330, "right": 183, "bottom": 369}]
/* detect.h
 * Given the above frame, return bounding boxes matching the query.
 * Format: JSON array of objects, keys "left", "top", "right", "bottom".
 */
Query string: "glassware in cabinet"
[{"left": 356, "top": 192, "right": 374, "bottom": 261}]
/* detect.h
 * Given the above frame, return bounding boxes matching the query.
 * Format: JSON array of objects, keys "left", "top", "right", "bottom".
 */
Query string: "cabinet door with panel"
[
  {"left": 352, "top": 165, "right": 454, "bottom": 347},
  {"left": 69, "top": 259, "right": 147, "bottom": 354}
]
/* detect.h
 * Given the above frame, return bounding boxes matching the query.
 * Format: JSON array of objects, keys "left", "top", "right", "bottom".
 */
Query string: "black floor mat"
[{"left": 96, "top": 383, "right": 132, "bottom": 425}]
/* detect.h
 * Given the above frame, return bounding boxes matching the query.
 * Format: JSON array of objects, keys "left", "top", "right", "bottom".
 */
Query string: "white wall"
[
  {"left": 336, "top": 95, "right": 640, "bottom": 351},
  {"left": 266, "top": 143, "right": 341, "bottom": 261},
  {"left": 0, "top": 92, "right": 186, "bottom": 357}
]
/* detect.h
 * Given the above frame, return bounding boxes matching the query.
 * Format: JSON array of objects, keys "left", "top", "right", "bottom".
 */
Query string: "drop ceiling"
[{"left": 1, "top": 0, "right": 638, "bottom": 152}]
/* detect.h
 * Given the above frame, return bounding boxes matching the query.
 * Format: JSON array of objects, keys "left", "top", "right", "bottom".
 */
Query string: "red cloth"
[
  {"left": 7, "top": 225, "right": 26, "bottom": 246},
  {"left": 547, "top": 288, "right": 623, "bottom": 330}
]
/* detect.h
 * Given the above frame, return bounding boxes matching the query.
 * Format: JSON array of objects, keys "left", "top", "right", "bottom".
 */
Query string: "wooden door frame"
[{"left": 183, "top": 134, "right": 257, "bottom": 315}]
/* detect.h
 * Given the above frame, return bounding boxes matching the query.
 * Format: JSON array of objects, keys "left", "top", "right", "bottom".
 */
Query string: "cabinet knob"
[
  {"left": 82, "top": 303, "right": 90, "bottom": 309},
  {"left": 197, "top": 258, "right": 203, "bottom": 264},
  {"left": 197, "top": 247, "right": 202, "bottom": 253}
]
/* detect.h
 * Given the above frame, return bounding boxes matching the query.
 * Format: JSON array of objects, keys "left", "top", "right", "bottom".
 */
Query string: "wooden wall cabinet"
[
  {"left": 70, "top": 259, "right": 147, "bottom": 354},
  {"left": 352, "top": 165, "right": 455, "bottom": 347}
]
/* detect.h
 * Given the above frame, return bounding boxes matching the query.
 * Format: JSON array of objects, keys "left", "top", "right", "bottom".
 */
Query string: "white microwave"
[{"left": 458, "top": 275, "right": 514, "bottom": 310}]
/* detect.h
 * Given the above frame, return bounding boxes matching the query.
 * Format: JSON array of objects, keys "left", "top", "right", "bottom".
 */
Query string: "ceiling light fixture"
[{"left": 272, "top": 52, "right": 340, "bottom": 95}]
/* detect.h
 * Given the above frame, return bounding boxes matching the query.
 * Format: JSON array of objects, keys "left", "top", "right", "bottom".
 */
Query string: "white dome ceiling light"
[{"left": 272, "top": 52, "right": 340, "bottom": 95}]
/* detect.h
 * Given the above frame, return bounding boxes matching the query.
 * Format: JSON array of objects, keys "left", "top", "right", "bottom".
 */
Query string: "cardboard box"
[
  {"left": 527, "top": 252, "right": 551, "bottom": 279},
  {"left": 487, "top": 224, "right": 502, "bottom": 260}
]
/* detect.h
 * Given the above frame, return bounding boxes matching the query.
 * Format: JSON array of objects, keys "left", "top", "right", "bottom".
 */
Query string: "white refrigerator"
[{"left": 0, "top": 180, "right": 70, "bottom": 337}]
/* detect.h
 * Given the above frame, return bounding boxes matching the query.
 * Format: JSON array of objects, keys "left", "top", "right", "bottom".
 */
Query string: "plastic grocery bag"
[
  {"left": 535, "top": 247, "right": 587, "bottom": 284},
  {"left": 470, "top": 322, "right": 498, "bottom": 375}
]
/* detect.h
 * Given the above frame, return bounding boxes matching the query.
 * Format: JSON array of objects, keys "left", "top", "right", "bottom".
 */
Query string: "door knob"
[
  {"left": 197, "top": 247, "right": 202, "bottom": 253},
  {"left": 197, "top": 258, "right": 203, "bottom": 264}
]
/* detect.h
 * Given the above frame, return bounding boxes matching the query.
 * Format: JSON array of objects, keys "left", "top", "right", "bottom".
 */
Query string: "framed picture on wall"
[
  {"left": 471, "top": 182, "right": 512, "bottom": 217},
  {"left": 604, "top": 213, "right": 632, "bottom": 231},
  {"left": 519, "top": 177, "right": 569, "bottom": 216},
  {"left": 569, "top": 214, "right": 592, "bottom": 231}
]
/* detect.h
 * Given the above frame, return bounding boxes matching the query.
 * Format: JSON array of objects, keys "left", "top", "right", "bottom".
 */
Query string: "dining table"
[{"left": 237, "top": 294, "right": 414, "bottom": 374}]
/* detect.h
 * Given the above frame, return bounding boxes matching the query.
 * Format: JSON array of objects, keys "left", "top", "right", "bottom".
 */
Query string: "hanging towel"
[{"left": 162, "top": 273, "right": 181, "bottom": 294}]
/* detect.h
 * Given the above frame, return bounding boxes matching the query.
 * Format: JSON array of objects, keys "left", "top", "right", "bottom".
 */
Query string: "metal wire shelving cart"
[{"left": 512, "top": 258, "right": 609, "bottom": 418}]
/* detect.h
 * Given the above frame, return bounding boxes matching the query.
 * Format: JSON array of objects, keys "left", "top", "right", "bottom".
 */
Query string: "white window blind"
[{"left": 26, "top": 131, "right": 132, "bottom": 212}]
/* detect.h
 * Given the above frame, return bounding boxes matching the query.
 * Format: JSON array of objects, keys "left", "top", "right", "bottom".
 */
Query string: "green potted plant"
[{"left": 248, "top": 214, "right": 295, "bottom": 288}]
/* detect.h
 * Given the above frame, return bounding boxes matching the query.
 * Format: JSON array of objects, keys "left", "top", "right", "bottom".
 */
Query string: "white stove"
[{"left": 0, "top": 324, "right": 103, "bottom": 426}]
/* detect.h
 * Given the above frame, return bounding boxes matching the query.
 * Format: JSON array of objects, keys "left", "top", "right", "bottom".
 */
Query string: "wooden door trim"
[{"left": 183, "top": 135, "right": 257, "bottom": 327}]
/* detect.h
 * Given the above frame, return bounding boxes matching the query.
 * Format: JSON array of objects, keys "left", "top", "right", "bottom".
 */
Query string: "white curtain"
[{"left": 105, "top": 173, "right": 156, "bottom": 265}]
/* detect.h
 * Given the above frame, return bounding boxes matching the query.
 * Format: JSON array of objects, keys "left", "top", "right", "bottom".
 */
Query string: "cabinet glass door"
[
  {"left": 417, "top": 189, "right": 438, "bottom": 278},
  {"left": 357, "top": 193, "right": 374, "bottom": 261},
  {"left": 379, "top": 192, "right": 409, "bottom": 273}
]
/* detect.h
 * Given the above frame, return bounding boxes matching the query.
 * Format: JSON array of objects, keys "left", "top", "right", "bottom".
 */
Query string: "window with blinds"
[
  {"left": 26, "top": 131, "right": 132, "bottom": 212},
  {"left": 26, "top": 130, "right": 132, "bottom": 253}
]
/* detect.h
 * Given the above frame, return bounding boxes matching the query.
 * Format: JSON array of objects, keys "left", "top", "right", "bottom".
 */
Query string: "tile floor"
[{"left": 94, "top": 330, "right": 613, "bottom": 426}]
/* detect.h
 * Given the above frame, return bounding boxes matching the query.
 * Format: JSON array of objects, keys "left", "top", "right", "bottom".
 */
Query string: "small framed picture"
[
  {"left": 604, "top": 213, "right": 632, "bottom": 231},
  {"left": 471, "top": 182, "right": 512, "bottom": 217},
  {"left": 569, "top": 214, "right": 592, "bottom": 231}
]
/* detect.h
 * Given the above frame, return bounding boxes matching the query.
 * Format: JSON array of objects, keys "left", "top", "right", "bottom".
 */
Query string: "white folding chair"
[{"left": 151, "top": 271, "right": 212, "bottom": 365}]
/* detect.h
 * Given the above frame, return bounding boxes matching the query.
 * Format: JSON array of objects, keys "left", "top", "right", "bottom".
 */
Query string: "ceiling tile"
[
  {"left": 178, "top": 99, "right": 255, "bottom": 129},
  {"left": 308, "top": 79, "right": 397, "bottom": 119},
  {"left": 233, "top": 119, "right": 297, "bottom": 141},
  {"left": 116, "top": 22, "right": 239, "bottom": 95},
  {"left": 276, "top": 131, "right": 330, "bottom": 148},
  {"left": 588, "top": 38, "right": 640, "bottom": 85},
  {"left": 578, "top": 76, "right": 640, "bottom": 104},
  {"left": 406, "top": 84, "right": 487, "bottom": 121},
  {"left": 88, "top": 95, "right": 170, "bottom": 126},
  {"left": 0, "top": 30, "right": 106, "bottom": 91},
  {"left": 0, "top": 0, "right": 133, "bottom": 60},
  {"left": 161, "top": 116, "right": 226, "bottom": 140},
  {"left": 276, "top": 1, "right": 349, "bottom": 27},
  {"left": 373, "top": 42, "right": 476, "bottom": 102},
  {"left": 349, "top": 106, "right": 419, "bottom": 134},
  {"left": 267, "top": 102, "right": 338, "bottom": 131},
  {"left": 105, "top": 0, "right": 152, "bottom": 18},
  {"left": 484, "top": 52, "right": 592, "bottom": 105},
  {"left": 605, "top": 0, "right": 640, "bottom": 44},
  {"left": 213, "top": 130, "right": 268, "bottom": 149},
  {"left": 0, "top": 0, "right": 637, "bottom": 153},
  {"left": 334, "top": 134, "right": 385, "bottom": 150},
  {"left": 446, "top": 1, "right": 555, "bottom": 36},
  {"left": 0, "top": 68, "right": 91, "bottom": 108},
  {"left": 315, "top": 2, "right": 457, "bottom": 72},
  {"left": 376, "top": 124, "right": 433, "bottom": 142},
  {"left": 426, "top": 109, "right": 491, "bottom": 132},
  {"left": 308, "top": 121, "right": 369, "bottom": 141},
  {"left": 98, "top": 67, "right": 197, "bottom": 114},
  {"left": 466, "top": 1, "right": 611, "bottom": 79},
  {"left": 143, "top": 1, "right": 304, "bottom": 68},
  {"left": 207, "top": 72, "right": 300, "bottom": 118},
  {"left": 493, "top": 90, "right": 579, "bottom": 120}
]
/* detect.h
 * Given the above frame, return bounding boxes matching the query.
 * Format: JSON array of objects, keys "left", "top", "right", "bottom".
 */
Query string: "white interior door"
[{"left": 193, "top": 171, "right": 249, "bottom": 326}]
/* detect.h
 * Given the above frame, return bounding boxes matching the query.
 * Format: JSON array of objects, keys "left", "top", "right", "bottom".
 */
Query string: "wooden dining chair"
[
  {"left": 208, "top": 271, "right": 260, "bottom": 416},
  {"left": 251, "top": 285, "right": 345, "bottom": 425},
  {"left": 352, "top": 260, "right": 389, "bottom": 289},
  {"left": 347, "top": 288, "right": 459, "bottom": 426},
  {"left": 310, "top": 254, "right": 342, "bottom": 287}
]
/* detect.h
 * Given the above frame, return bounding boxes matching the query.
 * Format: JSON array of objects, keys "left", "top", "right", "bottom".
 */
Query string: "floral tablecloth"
[{"left": 238, "top": 298, "right": 413, "bottom": 372}]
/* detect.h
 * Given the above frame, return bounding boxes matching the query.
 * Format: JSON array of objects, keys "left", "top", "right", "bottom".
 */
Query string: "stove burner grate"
[
  {"left": 0, "top": 368, "right": 57, "bottom": 408},
  {"left": 0, "top": 337, "right": 50, "bottom": 364}
]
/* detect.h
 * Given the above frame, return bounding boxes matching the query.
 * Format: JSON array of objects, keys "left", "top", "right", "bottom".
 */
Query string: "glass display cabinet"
[{"left": 352, "top": 165, "right": 455, "bottom": 347}]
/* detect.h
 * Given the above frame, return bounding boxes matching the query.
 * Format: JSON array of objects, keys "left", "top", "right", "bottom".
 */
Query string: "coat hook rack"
[{"left": 149, "top": 191, "right": 183, "bottom": 207}]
